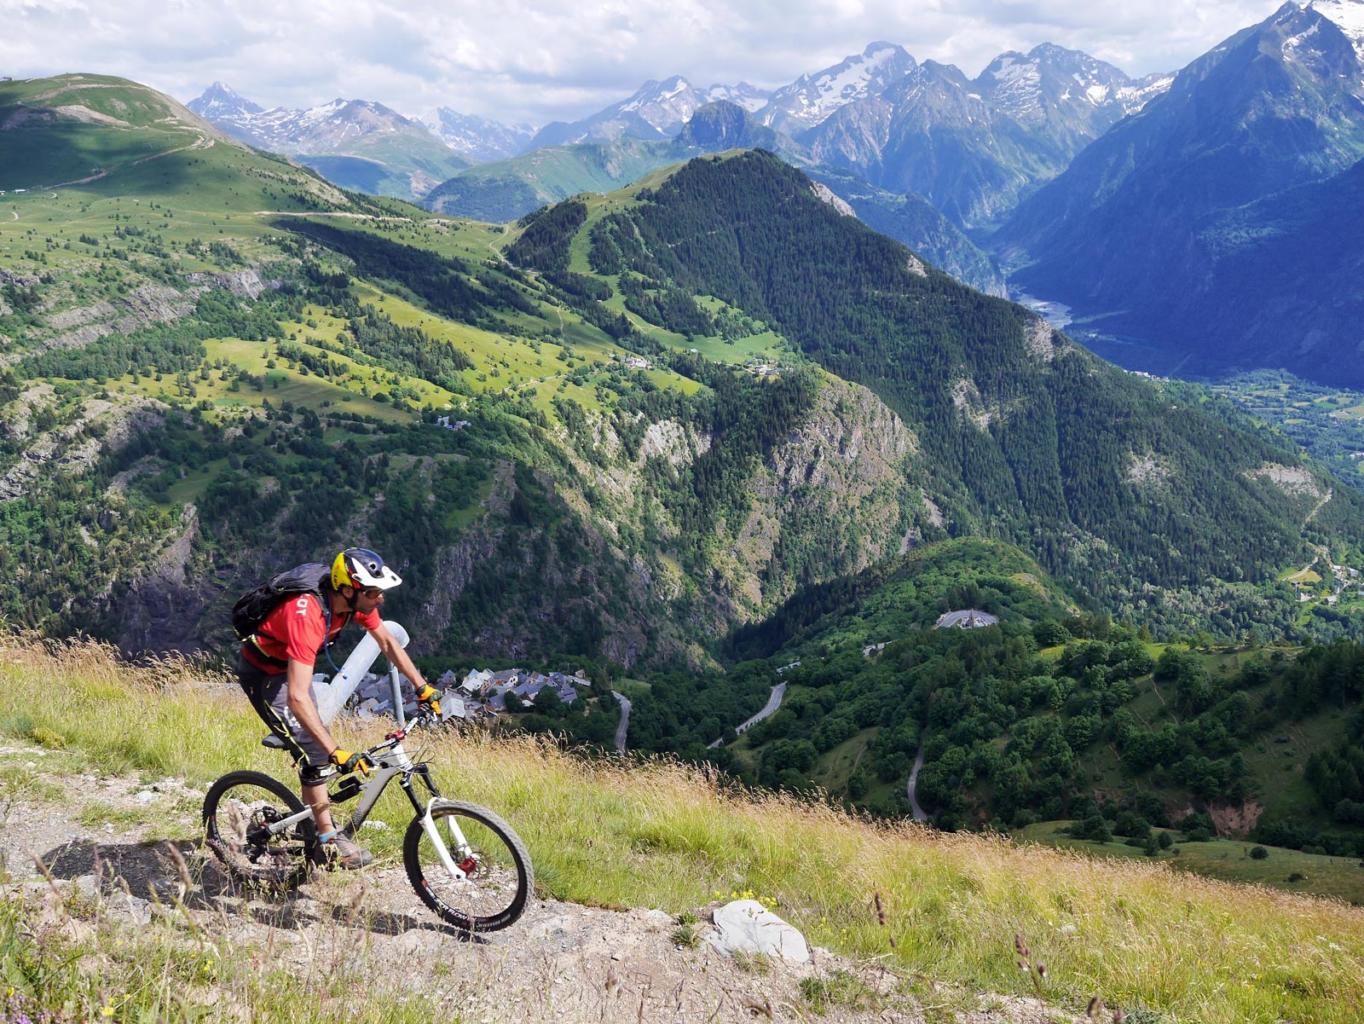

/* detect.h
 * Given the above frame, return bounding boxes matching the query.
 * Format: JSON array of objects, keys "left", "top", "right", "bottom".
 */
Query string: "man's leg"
[
  {"left": 301, "top": 779, "right": 336, "bottom": 834},
  {"left": 251, "top": 665, "right": 372, "bottom": 869},
  {"left": 239, "top": 657, "right": 338, "bottom": 831}
]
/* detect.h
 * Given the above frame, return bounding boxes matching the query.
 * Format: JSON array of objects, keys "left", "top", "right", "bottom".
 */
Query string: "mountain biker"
[{"left": 236, "top": 547, "right": 442, "bottom": 869}]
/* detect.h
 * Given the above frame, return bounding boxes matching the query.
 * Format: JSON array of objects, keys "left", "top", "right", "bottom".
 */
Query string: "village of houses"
[
  {"left": 1288, "top": 547, "right": 1364, "bottom": 609},
  {"left": 339, "top": 605, "right": 1001, "bottom": 743},
  {"left": 345, "top": 664, "right": 590, "bottom": 725}
]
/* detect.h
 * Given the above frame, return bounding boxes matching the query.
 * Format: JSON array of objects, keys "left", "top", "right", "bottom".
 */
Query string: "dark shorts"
[{"left": 236, "top": 653, "right": 335, "bottom": 784}]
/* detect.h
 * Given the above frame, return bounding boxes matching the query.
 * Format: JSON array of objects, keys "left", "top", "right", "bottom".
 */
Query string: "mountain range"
[
  {"left": 187, "top": 34, "right": 1170, "bottom": 234},
  {"left": 997, "top": 0, "right": 1364, "bottom": 385},
  {"left": 5, "top": 69, "right": 1364, "bottom": 875},
  {"left": 478, "top": 41, "right": 1171, "bottom": 231},
  {"left": 187, "top": 83, "right": 467, "bottom": 200},
  {"left": 527, "top": 76, "right": 770, "bottom": 149}
]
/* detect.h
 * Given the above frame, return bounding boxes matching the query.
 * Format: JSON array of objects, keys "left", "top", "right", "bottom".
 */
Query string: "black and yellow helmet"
[{"left": 331, "top": 547, "right": 403, "bottom": 592}]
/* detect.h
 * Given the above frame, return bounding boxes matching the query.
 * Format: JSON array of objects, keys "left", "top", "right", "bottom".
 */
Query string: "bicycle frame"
[{"left": 259, "top": 717, "right": 476, "bottom": 881}]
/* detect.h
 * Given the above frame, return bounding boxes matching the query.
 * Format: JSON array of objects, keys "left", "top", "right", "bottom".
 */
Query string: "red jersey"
[{"left": 241, "top": 593, "right": 381, "bottom": 674}]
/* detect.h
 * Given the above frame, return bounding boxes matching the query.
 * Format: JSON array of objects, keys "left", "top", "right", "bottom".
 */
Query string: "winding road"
[
  {"left": 611, "top": 691, "right": 631, "bottom": 753},
  {"left": 707, "top": 682, "right": 787, "bottom": 749},
  {"left": 906, "top": 746, "right": 929, "bottom": 823}
]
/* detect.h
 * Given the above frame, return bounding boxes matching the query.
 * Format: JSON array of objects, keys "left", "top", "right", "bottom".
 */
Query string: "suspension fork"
[{"left": 400, "top": 768, "right": 473, "bottom": 880}]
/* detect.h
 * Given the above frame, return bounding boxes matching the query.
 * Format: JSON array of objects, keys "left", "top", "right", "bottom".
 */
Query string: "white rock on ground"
[{"left": 705, "top": 899, "right": 810, "bottom": 963}]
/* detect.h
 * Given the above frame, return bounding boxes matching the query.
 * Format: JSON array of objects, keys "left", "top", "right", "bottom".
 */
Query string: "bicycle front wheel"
[
  {"left": 203, "top": 770, "right": 315, "bottom": 889},
  {"left": 403, "top": 800, "right": 532, "bottom": 932}
]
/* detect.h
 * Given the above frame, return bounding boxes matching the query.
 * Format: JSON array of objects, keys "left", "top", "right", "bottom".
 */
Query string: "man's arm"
[
  {"left": 368, "top": 621, "right": 429, "bottom": 692},
  {"left": 285, "top": 658, "right": 338, "bottom": 756}
]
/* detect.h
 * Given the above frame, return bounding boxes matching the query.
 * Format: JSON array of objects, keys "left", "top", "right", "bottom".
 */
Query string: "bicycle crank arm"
[{"left": 266, "top": 806, "right": 315, "bottom": 836}]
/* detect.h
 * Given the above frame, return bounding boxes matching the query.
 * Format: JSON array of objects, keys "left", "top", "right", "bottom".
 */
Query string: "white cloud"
[{"left": 0, "top": 0, "right": 1285, "bottom": 126}]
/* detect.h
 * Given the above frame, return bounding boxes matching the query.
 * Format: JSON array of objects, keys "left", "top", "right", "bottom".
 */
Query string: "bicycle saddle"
[{"left": 260, "top": 734, "right": 287, "bottom": 750}]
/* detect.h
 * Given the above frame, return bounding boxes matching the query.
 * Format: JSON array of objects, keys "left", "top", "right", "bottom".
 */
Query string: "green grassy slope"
[
  {"left": 5, "top": 638, "right": 1364, "bottom": 1024},
  {"left": 0, "top": 76, "right": 933, "bottom": 673}
]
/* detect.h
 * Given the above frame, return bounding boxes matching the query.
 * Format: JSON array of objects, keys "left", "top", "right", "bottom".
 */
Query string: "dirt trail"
[
  {"left": 41, "top": 129, "right": 214, "bottom": 190},
  {"left": 0, "top": 744, "right": 1070, "bottom": 1024}
]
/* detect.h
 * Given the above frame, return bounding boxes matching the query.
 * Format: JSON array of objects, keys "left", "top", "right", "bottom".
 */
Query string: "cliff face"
[
  {"left": 724, "top": 377, "right": 926, "bottom": 614},
  {"left": 362, "top": 376, "right": 924, "bottom": 668},
  {"left": 101, "top": 374, "right": 929, "bottom": 669}
]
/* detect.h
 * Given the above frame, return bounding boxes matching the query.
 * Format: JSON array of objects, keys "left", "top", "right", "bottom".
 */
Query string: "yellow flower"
[{"left": 101, "top": 1006, "right": 116, "bottom": 1018}]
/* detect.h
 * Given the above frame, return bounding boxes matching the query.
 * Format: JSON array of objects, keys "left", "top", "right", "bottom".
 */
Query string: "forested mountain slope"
[
  {"left": 562, "top": 151, "right": 1364, "bottom": 632},
  {"left": 4, "top": 75, "right": 1362, "bottom": 677},
  {"left": 424, "top": 102, "right": 1004, "bottom": 295}
]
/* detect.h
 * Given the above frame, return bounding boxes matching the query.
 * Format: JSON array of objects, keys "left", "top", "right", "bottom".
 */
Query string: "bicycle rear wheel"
[
  {"left": 203, "top": 770, "right": 315, "bottom": 889},
  {"left": 403, "top": 800, "right": 532, "bottom": 932}
]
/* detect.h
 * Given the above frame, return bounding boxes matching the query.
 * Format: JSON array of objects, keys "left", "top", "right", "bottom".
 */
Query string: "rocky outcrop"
[
  {"left": 717, "top": 378, "right": 924, "bottom": 615},
  {"left": 184, "top": 268, "right": 276, "bottom": 300},
  {"left": 0, "top": 396, "right": 164, "bottom": 501},
  {"left": 5, "top": 284, "right": 195, "bottom": 368},
  {"left": 115, "top": 505, "right": 205, "bottom": 656},
  {"left": 0, "top": 382, "right": 56, "bottom": 442},
  {"left": 1243, "top": 463, "right": 1325, "bottom": 501},
  {"left": 809, "top": 181, "right": 855, "bottom": 217}
]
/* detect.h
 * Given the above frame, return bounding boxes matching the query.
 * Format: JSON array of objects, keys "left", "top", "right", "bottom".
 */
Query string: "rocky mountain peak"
[
  {"left": 1305, "top": 0, "right": 1364, "bottom": 56},
  {"left": 430, "top": 108, "right": 534, "bottom": 162},
  {"left": 187, "top": 81, "right": 262, "bottom": 120},
  {"left": 759, "top": 41, "right": 916, "bottom": 133},
  {"left": 675, "top": 100, "right": 780, "bottom": 151},
  {"left": 618, "top": 75, "right": 701, "bottom": 125},
  {"left": 1276, "top": 1, "right": 1364, "bottom": 69},
  {"left": 976, "top": 44, "right": 1138, "bottom": 125}
]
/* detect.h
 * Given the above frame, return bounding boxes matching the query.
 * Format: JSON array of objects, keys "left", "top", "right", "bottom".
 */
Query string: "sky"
[{"left": 0, "top": 0, "right": 1298, "bottom": 127}]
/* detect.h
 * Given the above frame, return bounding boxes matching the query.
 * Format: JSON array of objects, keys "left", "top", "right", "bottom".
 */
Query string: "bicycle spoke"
[
  {"left": 203, "top": 772, "right": 313, "bottom": 887},
  {"left": 404, "top": 802, "right": 530, "bottom": 931}
]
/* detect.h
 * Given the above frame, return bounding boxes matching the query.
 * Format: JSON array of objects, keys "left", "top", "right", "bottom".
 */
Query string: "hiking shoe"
[{"left": 322, "top": 834, "right": 374, "bottom": 870}]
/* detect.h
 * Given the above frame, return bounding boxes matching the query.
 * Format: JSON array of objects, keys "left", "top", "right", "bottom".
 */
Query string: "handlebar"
[{"left": 365, "top": 706, "right": 437, "bottom": 757}]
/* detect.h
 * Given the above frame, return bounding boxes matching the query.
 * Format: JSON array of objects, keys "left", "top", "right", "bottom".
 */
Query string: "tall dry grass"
[{"left": 3, "top": 635, "right": 1364, "bottom": 1023}]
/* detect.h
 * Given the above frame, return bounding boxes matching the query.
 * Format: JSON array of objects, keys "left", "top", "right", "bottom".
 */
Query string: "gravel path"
[
  {"left": 907, "top": 746, "right": 929, "bottom": 823},
  {"left": 0, "top": 742, "right": 1071, "bottom": 1024},
  {"left": 611, "top": 690, "right": 631, "bottom": 753}
]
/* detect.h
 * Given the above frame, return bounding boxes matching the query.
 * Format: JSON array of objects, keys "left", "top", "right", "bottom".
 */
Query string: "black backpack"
[{"left": 231, "top": 562, "right": 331, "bottom": 642}]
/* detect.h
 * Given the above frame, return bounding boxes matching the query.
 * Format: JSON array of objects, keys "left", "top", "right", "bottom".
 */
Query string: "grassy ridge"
[
  {"left": 2, "top": 637, "right": 1363, "bottom": 1023},
  {"left": 1019, "top": 821, "right": 1364, "bottom": 904}
]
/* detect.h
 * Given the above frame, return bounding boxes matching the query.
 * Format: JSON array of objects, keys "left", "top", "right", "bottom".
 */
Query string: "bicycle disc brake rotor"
[{"left": 222, "top": 799, "right": 292, "bottom": 864}]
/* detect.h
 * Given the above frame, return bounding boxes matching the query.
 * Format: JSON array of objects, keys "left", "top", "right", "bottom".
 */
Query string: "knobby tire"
[{"left": 402, "top": 799, "right": 532, "bottom": 932}]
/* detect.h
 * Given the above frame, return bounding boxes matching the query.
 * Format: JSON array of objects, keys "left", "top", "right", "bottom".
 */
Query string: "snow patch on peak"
[
  {"left": 1306, "top": 0, "right": 1364, "bottom": 58},
  {"left": 760, "top": 42, "right": 914, "bottom": 131},
  {"left": 1284, "top": 19, "right": 1324, "bottom": 54},
  {"left": 1114, "top": 73, "right": 1174, "bottom": 115},
  {"left": 703, "top": 83, "right": 769, "bottom": 112}
]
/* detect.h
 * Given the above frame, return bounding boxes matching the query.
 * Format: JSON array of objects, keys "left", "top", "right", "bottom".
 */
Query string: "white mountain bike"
[{"left": 202, "top": 710, "right": 532, "bottom": 932}]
